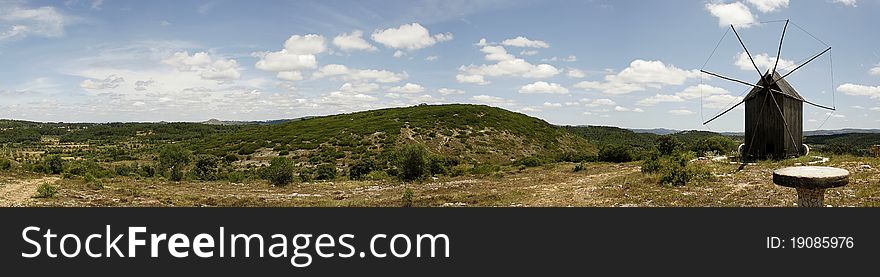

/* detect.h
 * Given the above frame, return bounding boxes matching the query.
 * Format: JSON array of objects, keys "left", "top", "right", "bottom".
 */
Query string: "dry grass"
[{"left": 7, "top": 156, "right": 879, "bottom": 207}]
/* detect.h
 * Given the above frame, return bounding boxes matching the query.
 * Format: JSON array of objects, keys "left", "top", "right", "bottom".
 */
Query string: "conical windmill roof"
[{"left": 744, "top": 71, "right": 804, "bottom": 101}]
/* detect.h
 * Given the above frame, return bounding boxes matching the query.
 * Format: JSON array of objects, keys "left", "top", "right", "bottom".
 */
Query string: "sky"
[{"left": 0, "top": 0, "right": 878, "bottom": 131}]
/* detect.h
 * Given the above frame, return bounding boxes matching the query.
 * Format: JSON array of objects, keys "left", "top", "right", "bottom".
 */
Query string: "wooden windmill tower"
[{"left": 701, "top": 20, "right": 834, "bottom": 160}]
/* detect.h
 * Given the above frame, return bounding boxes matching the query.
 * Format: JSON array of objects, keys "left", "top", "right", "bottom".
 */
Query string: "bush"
[
  {"left": 349, "top": 159, "right": 375, "bottom": 180},
  {"left": 35, "top": 183, "right": 58, "bottom": 198},
  {"left": 448, "top": 164, "right": 470, "bottom": 177},
  {"left": 364, "top": 170, "right": 390, "bottom": 181},
  {"left": 573, "top": 162, "right": 587, "bottom": 172},
  {"left": 659, "top": 153, "right": 692, "bottom": 186},
  {"left": 43, "top": 155, "right": 64, "bottom": 174},
  {"left": 598, "top": 145, "right": 634, "bottom": 163},
  {"left": 158, "top": 145, "right": 191, "bottom": 181},
  {"left": 223, "top": 153, "right": 239, "bottom": 163},
  {"left": 692, "top": 136, "right": 737, "bottom": 156},
  {"left": 298, "top": 167, "right": 315, "bottom": 182},
  {"left": 427, "top": 155, "right": 448, "bottom": 176},
  {"left": 641, "top": 152, "right": 662, "bottom": 174},
  {"left": 517, "top": 156, "right": 544, "bottom": 168},
  {"left": 401, "top": 188, "right": 414, "bottom": 207},
  {"left": 264, "top": 157, "right": 295, "bottom": 186},
  {"left": 115, "top": 164, "right": 135, "bottom": 177},
  {"left": 138, "top": 164, "right": 156, "bottom": 178},
  {"left": 192, "top": 155, "right": 220, "bottom": 181},
  {"left": 655, "top": 136, "right": 680, "bottom": 156},
  {"left": 316, "top": 164, "right": 337, "bottom": 180},
  {"left": 0, "top": 158, "right": 11, "bottom": 170},
  {"left": 395, "top": 144, "right": 428, "bottom": 182}
]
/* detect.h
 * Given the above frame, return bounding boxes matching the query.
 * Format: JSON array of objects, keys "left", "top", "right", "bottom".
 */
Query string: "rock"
[{"left": 859, "top": 164, "right": 872, "bottom": 170}]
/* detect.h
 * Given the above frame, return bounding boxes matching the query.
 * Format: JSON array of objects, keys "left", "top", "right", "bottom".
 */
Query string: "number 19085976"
[{"left": 767, "top": 236, "right": 854, "bottom": 249}]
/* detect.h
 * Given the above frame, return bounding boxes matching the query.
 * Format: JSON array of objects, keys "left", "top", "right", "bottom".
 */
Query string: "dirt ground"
[{"left": 4, "top": 156, "right": 879, "bottom": 207}]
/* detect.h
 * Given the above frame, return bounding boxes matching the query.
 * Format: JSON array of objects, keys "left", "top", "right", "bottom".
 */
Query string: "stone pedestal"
[{"left": 772, "top": 166, "right": 849, "bottom": 207}]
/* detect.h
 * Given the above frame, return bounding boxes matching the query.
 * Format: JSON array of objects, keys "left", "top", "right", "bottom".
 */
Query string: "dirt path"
[
  {"left": 529, "top": 165, "right": 640, "bottom": 206},
  {"left": 0, "top": 176, "right": 60, "bottom": 207}
]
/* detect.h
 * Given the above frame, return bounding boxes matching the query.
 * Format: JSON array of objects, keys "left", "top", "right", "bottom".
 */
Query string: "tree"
[
  {"left": 43, "top": 155, "right": 63, "bottom": 174},
  {"left": 158, "top": 145, "right": 191, "bottom": 181},
  {"left": 315, "top": 163, "right": 337, "bottom": 180},
  {"left": 264, "top": 156, "right": 294, "bottom": 186},
  {"left": 349, "top": 159, "right": 375, "bottom": 180},
  {"left": 598, "top": 145, "right": 634, "bottom": 163},
  {"left": 192, "top": 155, "right": 219, "bottom": 181},
  {"left": 395, "top": 144, "right": 428, "bottom": 181},
  {"left": 655, "top": 135, "right": 680, "bottom": 156}
]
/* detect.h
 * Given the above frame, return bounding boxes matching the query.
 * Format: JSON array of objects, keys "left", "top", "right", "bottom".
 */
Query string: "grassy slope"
[
  {"left": 562, "top": 125, "right": 738, "bottom": 152},
  {"left": 197, "top": 104, "right": 596, "bottom": 164}
]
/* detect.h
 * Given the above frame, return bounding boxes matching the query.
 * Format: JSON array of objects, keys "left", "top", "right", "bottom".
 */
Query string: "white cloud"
[
  {"left": 340, "top": 82, "right": 379, "bottom": 94},
  {"left": 437, "top": 88, "right": 465, "bottom": 95},
  {"left": 388, "top": 83, "right": 425, "bottom": 94},
  {"left": 159, "top": 20, "right": 172, "bottom": 26},
  {"left": 543, "top": 102, "right": 563, "bottom": 108},
  {"left": 704, "top": 94, "right": 744, "bottom": 109},
  {"left": 574, "top": 60, "right": 699, "bottom": 94},
  {"left": 669, "top": 109, "right": 696, "bottom": 115},
  {"left": 735, "top": 52, "right": 795, "bottom": 73},
  {"left": 0, "top": 4, "right": 72, "bottom": 41},
  {"left": 481, "top": 45, "right": 515, "bottom": 61},
  {"left": 371, "top": 23, "right": 452, "bottom": 52},
  {"left": 838, "top": 83, "right": 880, "bottom": 99},
  {"left": 870, "top": 107, "right": 880, "bottom": 111},
  {"left": 501, "top": 36, "right": 550, "bottom": 48},
  {"left": 471, "top": 95, "right": 513, "bottom": 105},
  {"left": 518, "top": 81, "right": 569, "bottom": 94},
  {"left": 520, "top": 50, "right": 538, "bottom": 56},
  {"left": 134, "top": 79, "right": 157, "bottom": 91},
  {"left": 425, "top": 55, "right": 439, "bottom": 61},
  {"left": 316, "top": 91, "right": 378, "bottom": 106},
  {"left": 276, "top": 71, "right": 303, "bottom": 81},
  {"left": 746, "top": 0, "right": 788, "bottom": 13},
  {"left": 456, "top": 74, "right": 489, "bottom": 85},
  {"left": 312, "top": 64, "right": 408, "bottom": 83},
  {"left": 393, "top": 50, "right": 405, "bottom": 58},
  {"left": 637, "top": 94, "right": 684, "bottom": 106},
  {"left": 80, "top": 74, "right": 125, "bottom": 90},
  {"left": 519, "top": 107, "right": 542, "bottom": 112},
  {"left": 705, "top": 2, "right": 756, "bottom": 27},
  {"left": 163, "top": 51, "right": 241, "bottom": 81},
  {"left": 332, "top": 30, "right": 377, "bottom": 52},
  {"left": 90, "top": 0, "right": 105, "bottom": 10},
  {"left": 542, "top": 55, "right": 577, "bottom": 62},
  {"left": 567, "top": 68, "right": 586, "bottom": 78},
  {"left": 254, "top": 34, "right": 325, "bottom": 74},
  {"left": 614, "top": 106, "right": 643, "bottom": 112},
  {"left": 832, "top": 0, "right": 857, "bottom": 7},
  {"left": 582, "top": 98, "right": 616, "bottom": 108},
  {"left": 869, "top": 66, "right": 880, "bottom": 76},
  {"left": 636, "top": 84, "right": 734, "bottom": 107},
  {"left": 825, "top": 112, "right": 845, "bottom": 118}
]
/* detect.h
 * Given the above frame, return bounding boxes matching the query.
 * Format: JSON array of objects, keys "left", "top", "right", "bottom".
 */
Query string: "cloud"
[
  {"left": 163, "top": 51, "right": 241, "bottom": 81},
  {"left": 388, "top": 83, "right": 426, "bottom": 94},
  {"left": 437, "top": 88, "right": 465, "bottom": 95},
  {"left": 825, "top": 112, "right": 845, "bottom": 118},
  {"left": 574, "top": 60, "right": 699, "bottom": 94},
  {"left": 518, "top": 81, "right": 569, "bottom": 94},
  {"left": 705, "top": 2, "right": 756, "bottom": 27},
  {"left": 159, "top": 20, "right": 171, "bottom": 26},
  {"left": 637, "top": 94, "right": 684, "bottom": 106},
  {"left": 501, "top": 36, "right": 550, "bottom": 48},
  {"left": 471, "top": 95, "right": 513, "bottom": 105},
  {"left": 80, "top": 74, "right": 125, "bottom": 90},
  {"left": 669, "top": 109, "right": 696, "bottom": 115},
  {"left": 567, "top": 68, "right": 586, "bottom": 78},
  {"left": 276, "top": 71, "right": 303, "bottom": 81},
  {"left": 543, "top": 102, "right": 563, "bottom": 108},
  {"left": 582, "top": 98, "right": 616, "bottom": 108},
  {"left": 637, "top": 84, "right": 734, "bottom": 107},
  {"left": 134, "top": 79, "right": 157, "bottom": 91},
  {"left": 371, "top": 23, "right": 452, "bottom": 52},
  {"left": 520, "top": 50, "right": 538, "bottom": 56},
  {"left": 614, "top": 106, "right": 644, "bottom": 112},
  {"left": 735, "top": 52, "right": 795, "bottom": 72},
  {"left": 745, "top": 0, "right": 788, "bottom": 13},
  {"left": 340, "top": 82, "right": 379, "bottom": 94},
  {"left": 332, "top": 30, "right": 377, "bottom": 52},
  {"left": 425, "top": 55, "right": 439, "bottom": 61},
  {"left": 316, "top": 91, "right": 378, "bottom": 106},
  {"left": 457, "top": 45, "right": 560, "bottom": 84},
  {"left": 312, "top": 64, "right": 408, "bottom": 83},
  {"left": 254, "top": 34, "right": 325, "bottom": 78},
  {"left": 837, "top": 83, "right": 880, "bottom": 99},
  {"left": 542, "top": 55, "right": 577, "bottom": 62},
  {"left": 0, "top": 4, "right": 73, "bottom": 41},
  {"left": 90, "top": 0, "right": 105, "bottom": 10},
  {"left": 832, "top": 0, "right": 857, "bottom": 7},
  {"left": 869, "top": 66, "right": 880, "bottom": 76}
]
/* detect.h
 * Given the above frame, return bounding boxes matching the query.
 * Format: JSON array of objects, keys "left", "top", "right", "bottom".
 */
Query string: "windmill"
[{"left": 701, "top": 20, "right": 834, "bottom": 160}]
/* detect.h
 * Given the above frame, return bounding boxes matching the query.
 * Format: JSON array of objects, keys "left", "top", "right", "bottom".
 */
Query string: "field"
[{"left": 1, "top": 104, "right": 878, "bottom": 207}]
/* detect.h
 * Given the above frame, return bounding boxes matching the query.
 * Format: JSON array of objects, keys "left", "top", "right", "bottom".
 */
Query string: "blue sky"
[{"left": 0, "top": 0, "right": 877, "bottom": 131}]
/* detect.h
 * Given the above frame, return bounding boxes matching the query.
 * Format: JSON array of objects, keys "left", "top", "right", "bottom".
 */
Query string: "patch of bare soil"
[{"left": 0, "top": 176, "right": 60, "bottom": 207}]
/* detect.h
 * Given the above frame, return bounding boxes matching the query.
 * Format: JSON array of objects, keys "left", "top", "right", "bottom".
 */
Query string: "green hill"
[
  {"left": 563, "top": 125, "right": 741, "bottom": 156},
  {"left": 196, "top": 104, "right": 597, "bottom": 165}
]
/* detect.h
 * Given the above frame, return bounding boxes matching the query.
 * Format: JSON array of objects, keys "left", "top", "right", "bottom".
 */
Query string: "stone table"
[{"left": 772, "top": 166, "right": 849, "bottom": 207}]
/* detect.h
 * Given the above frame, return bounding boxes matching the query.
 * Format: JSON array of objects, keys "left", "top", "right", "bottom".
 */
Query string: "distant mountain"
[
  {"left": 804, "top": 129, "right": 880, "bottom": 136},
  {"left": 629, "top": 128, "right": 679, "bottom": 135},
  {"left": 201, "top": 117, "right": 314, "bottom": 126}
]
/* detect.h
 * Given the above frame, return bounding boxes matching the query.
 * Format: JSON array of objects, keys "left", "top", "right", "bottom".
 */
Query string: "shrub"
[
  {"left": 517, "top": 156, "right": 544, "bottom": 168},
  {"left": 394, "top": 144, "right": 428, "bottom": 182},
  {"left": 264, "top": 157, "right": 295, "bottom": 186},
  {"left": 43, "top": 155, "right": 64, "bottom": 174},
  {"left": 427, "top": 155, "right": 448, "bottom": 176},
  {"left": 573, "top": 162, "right": 587, "bottom": 172},
  {"left": 401, "top": 188, "right": 414, "bottom": 207},
  {"left": 641, "top": 152, "right": 662, "bottom": 174},
  {"left": 659, "top": 153, "right": 692, "bottom": 186},
  {"left": 315, "top": 164, "right": 337, "bottom": 180},
  {"left": 0, "top": 158, "right": 11, "bottom": 170},
  {"left": 223, "top": 153, "right": 239, "bottom": 163},
  {"left": 349, "top": 159, "right": 375, "bottom": 180},
  {"left": 298, "top": 167, "right": 315, "bottom": 182},
  {"left": 598, "top": 145, "right": 634, "bottom": 163},
  {"left": 35, "top": 183, "right": 58, "bottom": 198},
  {"left": 138, "top": 164, "right": 156, "bottom": 178},
  {"left": 364, "top": 170, "right": 390, "bottom": 181},
  {"left": 470, "top": 164, "right": 501, "bottom": 175},
  {"left": 115, "top": 164, "right": 134, "bottom": 177},
  {"left": 192, "top": 155, "right": 220, "bottom": 181},
  {"left": 158, "top": 145, "right": 191, "bottom": 181},
  {"left": 655, "top": 136, "right": 680, "bottom": 156},
  {"left": 448, "top": 164, "right": 470, "bottom": 177},
  {"left": 692, "top": 136, "right": 737, "bottom": 156}
]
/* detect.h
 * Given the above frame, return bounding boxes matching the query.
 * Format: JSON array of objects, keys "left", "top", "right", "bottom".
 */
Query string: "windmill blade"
[
  {"left": 703, "top": 99, "right": 745, "bottom": 125},
  {"left": 803, "top": 99, "right": 835, "bottom": 111},
  {"left": 731, "top": 25, "right": 765, "bottom": 80},
  {"left": 769, "top": 47, "right": 832, "bottom": 86},
  {"left": 700, "top": 70, "right": 758, "bottom": 89},
  {"left": 771, "top": 20, "right": 790, "bottom": 74}
]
